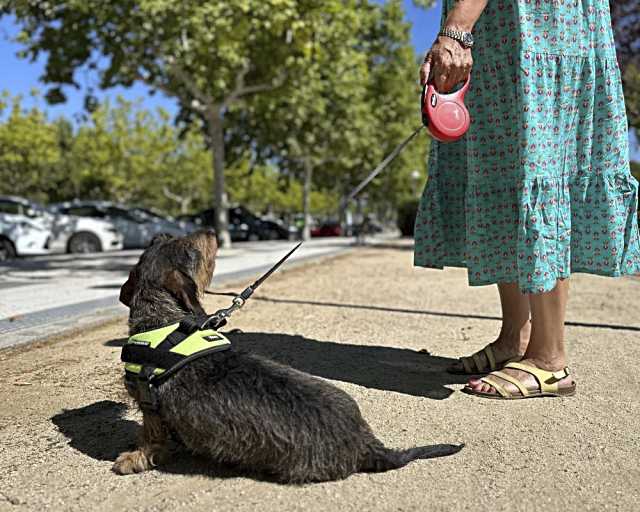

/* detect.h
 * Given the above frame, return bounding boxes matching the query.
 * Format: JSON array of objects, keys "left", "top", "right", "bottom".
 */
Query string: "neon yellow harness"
[
  {"left": 121, "top": 318, "right": 232, "bottom": 412},
  {"left": 124, "top": 322, "right": 231, "bottom": 377}
]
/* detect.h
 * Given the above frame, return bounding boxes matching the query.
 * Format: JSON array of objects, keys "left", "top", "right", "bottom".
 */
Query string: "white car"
[
  {"left": 0, "top": 196, "right": 124, "bottom": 260},
  {"left": 0, "top": 215, "right": 51, "bottom": 260},
  {"left": 52, "top": 200, "right": 197, "bottom": 249}
]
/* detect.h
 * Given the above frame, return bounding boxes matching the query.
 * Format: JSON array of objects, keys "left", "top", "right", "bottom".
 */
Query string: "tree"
[
  {"left": 243, "top": 0, "right": 427, "bottom": 238},
  {"left": 0, "top": 91, "right": 62, "bottom": 202},
  {"left": 3, "top": 0, "right": 337, "bottom": 247},
  {"left": 66, "top": 97, "right": 213, "bottom": 212}
]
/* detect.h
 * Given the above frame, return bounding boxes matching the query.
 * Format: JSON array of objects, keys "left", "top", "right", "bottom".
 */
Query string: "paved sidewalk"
[
  {"left": 0, "top": 238, "right": 352, "bottom": 349},
  {"left": 0, "top": 242, "right": 639, "bottom": 511}
]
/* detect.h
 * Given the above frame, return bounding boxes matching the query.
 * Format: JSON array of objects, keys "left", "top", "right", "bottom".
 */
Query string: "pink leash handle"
[{"left": 420, "top": 61, "right": 471, "bottom": 143}]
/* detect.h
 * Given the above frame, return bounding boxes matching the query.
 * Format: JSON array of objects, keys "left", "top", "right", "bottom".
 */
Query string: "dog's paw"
[{"left": 112, "top": 450, "right": 151, "bottom": 475}]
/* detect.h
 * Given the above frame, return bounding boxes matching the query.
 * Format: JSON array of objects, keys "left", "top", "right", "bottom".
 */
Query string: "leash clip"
[{"left": 200, "top": 296, "right": 245, "bottom": 330}]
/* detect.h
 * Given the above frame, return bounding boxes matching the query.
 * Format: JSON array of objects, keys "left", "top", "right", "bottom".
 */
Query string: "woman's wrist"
[
  {"left": 442, "top": 0, "right": 488, "bottom": 33},
  {"left": 443, "top": 22, "right": 474, "bottom": 33}
]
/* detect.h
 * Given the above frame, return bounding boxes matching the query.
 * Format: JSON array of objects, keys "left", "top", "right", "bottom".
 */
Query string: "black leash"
[
  {"left": 201, "top": 242, "right": 302, "bottom": 330},
  {"left": 344, "top": 126, "right": 424, "bottom": 204}
]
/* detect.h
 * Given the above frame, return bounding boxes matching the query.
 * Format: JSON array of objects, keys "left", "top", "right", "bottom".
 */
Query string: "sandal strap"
[
  {"left": 484, "top": 345, "right": 497, "bottom": 371},
  {"left": 462, "top": 344, "right": 497, "bottom": 373},
  {"left": 480, "top": 376, "right": 510, "bottom": 397},
  {"left": 472, "top": 352, "right": 483, "bottom": 372},
  {"left": 504, "top": 362, "right": 570, "bottom": 394},
  {"left": 491, "top": 370, "right": 530, "bottom": 397}
]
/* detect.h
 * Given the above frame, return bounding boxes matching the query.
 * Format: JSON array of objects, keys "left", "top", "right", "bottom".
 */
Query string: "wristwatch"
[{"left": 439, "top": 28, "right": 474, "bottom": 48}]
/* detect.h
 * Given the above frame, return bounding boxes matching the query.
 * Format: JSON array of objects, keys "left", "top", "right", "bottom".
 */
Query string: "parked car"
[
  {"left": 130, "top": 207, "right": 199, "bottom": 233},
  {"left": 179, "top": 206, "right": 294, "bottom": 242},
  {"left": 0, "top": 196, "right": 123, "bottom": 259},
  {"left": 0, "top": 215, "right": 50, "bottom": 261},
  {"left": 311, "top": 221, "right": 343, "bottom": 237},
  {"left": 51, "top": 201, "right": 196, "bottom": 249}
]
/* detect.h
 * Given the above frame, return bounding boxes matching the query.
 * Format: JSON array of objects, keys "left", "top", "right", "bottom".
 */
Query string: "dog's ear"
[
  {"left": 119, "top": 268, "right": 139, "bottom": 308},
  {"left": 163, "top": 269, "right": 206, "bottom": 316}
]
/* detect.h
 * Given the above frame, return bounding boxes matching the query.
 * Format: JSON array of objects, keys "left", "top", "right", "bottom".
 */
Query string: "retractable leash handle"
[{"left": 421, "top": 62, "right": 471, "bottom": 143}]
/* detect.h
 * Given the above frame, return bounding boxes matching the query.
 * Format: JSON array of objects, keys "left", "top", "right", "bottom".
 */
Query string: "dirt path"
[{"left": 1, "top": 243, "right": 639, "bottom": 511}]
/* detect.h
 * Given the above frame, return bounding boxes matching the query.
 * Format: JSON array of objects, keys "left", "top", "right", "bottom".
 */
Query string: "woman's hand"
[{"left": 419, "top": 36, "right": 473, "bottom": 92}]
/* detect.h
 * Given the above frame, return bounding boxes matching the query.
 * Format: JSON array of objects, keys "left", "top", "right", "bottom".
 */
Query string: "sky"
[{"left": 0, "top": 1, "right": 442, "bottom": 121}]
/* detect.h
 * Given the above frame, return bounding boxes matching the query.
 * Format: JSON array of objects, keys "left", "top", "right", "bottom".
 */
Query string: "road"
[{"left": 0, "top": 238, "right": 353, "bottom": 349}]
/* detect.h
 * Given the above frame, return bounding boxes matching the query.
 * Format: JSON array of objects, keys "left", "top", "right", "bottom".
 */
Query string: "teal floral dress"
[{"left": 414, "top": 0, "right": 640, "bottom": 293}]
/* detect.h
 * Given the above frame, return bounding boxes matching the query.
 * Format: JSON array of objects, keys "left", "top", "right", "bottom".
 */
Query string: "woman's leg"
[
  {"left": 468, "top": 279, "right": 574, "bottom": 394},
  {"left": 450, "top": 282, "right": 530, "bottom": 371}
]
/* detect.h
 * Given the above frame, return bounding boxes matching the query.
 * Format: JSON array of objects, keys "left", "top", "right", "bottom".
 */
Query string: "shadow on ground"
[
  {"left": 225, "top": 332, "right": 466, "bottom": 399},
  {"left": 51, "top": 400, "right": 139, "bottom": 462}
]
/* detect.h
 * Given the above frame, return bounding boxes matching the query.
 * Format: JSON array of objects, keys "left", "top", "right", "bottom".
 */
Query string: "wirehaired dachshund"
[{"left": 114, "top": 230, "right": 462, "bottom": 483}]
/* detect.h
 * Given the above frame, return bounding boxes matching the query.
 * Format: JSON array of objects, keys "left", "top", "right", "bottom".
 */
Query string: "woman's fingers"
[
  {"left": 419, "top": 53, "right": 432, "bottom": 85},
  {"left": 425, "top": 37, "right": 473, "bottom": 92}
]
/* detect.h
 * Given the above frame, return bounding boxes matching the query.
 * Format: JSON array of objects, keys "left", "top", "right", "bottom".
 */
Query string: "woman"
[{"left": 415, "top": 0, "right": 640, "bottom": 399}]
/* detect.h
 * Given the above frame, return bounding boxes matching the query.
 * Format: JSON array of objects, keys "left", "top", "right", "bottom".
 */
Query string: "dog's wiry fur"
[{"left": 114, "top": 231, "right": 462, "bottom": 483}]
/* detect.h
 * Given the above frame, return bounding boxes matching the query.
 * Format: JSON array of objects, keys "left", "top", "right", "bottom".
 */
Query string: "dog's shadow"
[
  {"left": 51, "top": 400, "right": 139, "bottom": 462},
  {"left": 50, "top": 400, "right": 252, "bottom": 480}
]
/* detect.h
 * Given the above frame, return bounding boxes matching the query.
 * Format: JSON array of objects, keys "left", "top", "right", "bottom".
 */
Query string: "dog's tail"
[{"left": 361, "top": 443, "right": 463, "bottom": 473}]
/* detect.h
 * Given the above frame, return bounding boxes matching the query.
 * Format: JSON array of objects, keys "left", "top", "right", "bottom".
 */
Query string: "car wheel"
[
  {"left": 0, "top": 238, "right": 16, "bottom": 262},
  {"left": 68, "top": 232, "right": 103, "bottom": 254},
  {"left": 248, "top": 233, "right": 260, "bottom": 242}
]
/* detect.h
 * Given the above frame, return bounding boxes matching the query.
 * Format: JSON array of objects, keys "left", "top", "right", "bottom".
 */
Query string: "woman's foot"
[
  {"left": 464, "top": 357, "right": 576, "bottom": 398},
  {"left": 448, "top": 322, "right": 531, "bottom": 374}
]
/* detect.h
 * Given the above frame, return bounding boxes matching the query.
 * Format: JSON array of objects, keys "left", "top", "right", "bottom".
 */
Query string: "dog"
[{"left": 114, "top": 230, "right": 462, "bottom": 483}]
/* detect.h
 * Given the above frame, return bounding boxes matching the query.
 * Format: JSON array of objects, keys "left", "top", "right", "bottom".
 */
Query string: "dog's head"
[{"left": 119, "top": 230, "right": 218, "bottom": 317}]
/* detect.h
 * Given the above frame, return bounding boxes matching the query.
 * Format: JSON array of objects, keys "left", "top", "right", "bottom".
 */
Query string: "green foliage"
[
  {"left": 244, "top": 0, "right": 428, "bottom": 216},
  {"left": 226, "top": 163, "right": 337, "bottom": 215},
  {"left": 0, "top": 91, "right": 63, "bottom": 202},
  {"left": 0, "top": 92, "right": 212, "bottom": 213}
]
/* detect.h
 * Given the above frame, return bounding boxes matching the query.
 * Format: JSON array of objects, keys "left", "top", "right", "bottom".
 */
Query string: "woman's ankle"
[
  {"left": 497, "top": 320, "right": 531, "bottom": 354},
  {"left": 521, "top": 351, "right": 567, "bottom": 372}
]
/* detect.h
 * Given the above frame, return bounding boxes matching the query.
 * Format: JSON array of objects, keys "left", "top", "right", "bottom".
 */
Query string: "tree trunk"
[
  {"left": 208, "top": 110, "right": 231, "bottom": 248},
  {"left": 301, "top": 159, "right": 313, "bottom": 241}
]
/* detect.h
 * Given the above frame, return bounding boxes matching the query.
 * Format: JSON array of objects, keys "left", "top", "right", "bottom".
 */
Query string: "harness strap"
[
  {"left": 156, "top": 315, "right": 206, "bottom": 351},
  {"left": 122, "top": 344, "right": 186, "bottom": 371}
]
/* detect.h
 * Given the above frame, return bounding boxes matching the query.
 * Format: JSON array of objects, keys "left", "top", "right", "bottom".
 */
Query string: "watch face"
[{"left": 462, "top": 33, "right": 474, "bottom": 47}]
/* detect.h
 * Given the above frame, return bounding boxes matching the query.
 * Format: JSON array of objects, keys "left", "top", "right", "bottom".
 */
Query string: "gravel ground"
[{"left": 1, "top": 242, "right": 639, "bottom": 512}]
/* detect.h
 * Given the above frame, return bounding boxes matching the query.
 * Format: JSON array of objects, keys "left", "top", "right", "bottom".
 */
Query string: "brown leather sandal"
[{"left": 447, "top": 344, "right": 522, "bottom": 375}]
